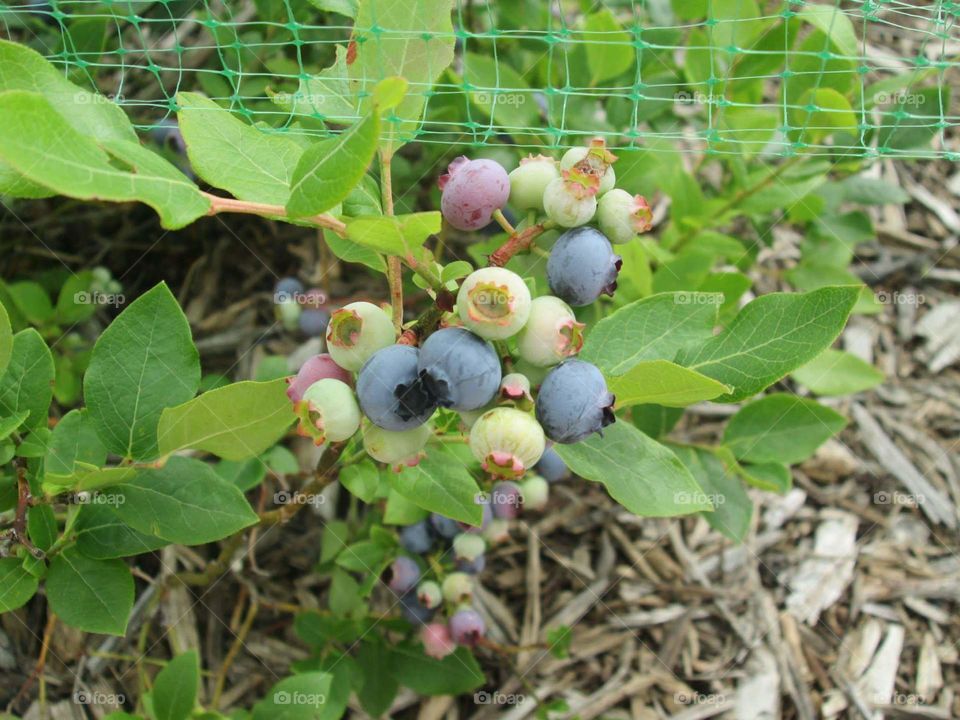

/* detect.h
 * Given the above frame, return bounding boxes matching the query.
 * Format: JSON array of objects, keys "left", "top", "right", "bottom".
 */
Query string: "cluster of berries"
[{"left": 274, "top": 277, "right": 330, "bottom": 338}]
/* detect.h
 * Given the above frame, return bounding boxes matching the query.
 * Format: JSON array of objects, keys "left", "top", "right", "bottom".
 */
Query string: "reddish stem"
[{"left": 488, "top": 222, "right": 549, "bottom": 267}]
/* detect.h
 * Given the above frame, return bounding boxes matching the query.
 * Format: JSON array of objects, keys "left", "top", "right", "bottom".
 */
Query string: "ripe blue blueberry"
[
  {"left": 399, "top": 590, "right": 434, "bottom": 625},
  {"left": 386, "top": 556, "right": 421, "bottom": 594},
  {"left": 535, "top": 446, "right": 571, "bottom": 483},
  {"left": 547, "top": 227, "right": 622, "bottom": 307},
  {"left": 449, "top": 608, "right": 486, "bottom": 647},
  {"left": 418, "top": 328, "right": 501, "bottom": 412},
  {"left": 298, "top": 308, "right": 330, "bottom": 337},
  {"left": 430, "top": 513, "right": 461, "bottom": 540},
  {"left": 357, "top": 345, "right": 437, "bottom": 431},
  {"left": 457, "top": 555, "right": 486, "bottom": 575},
  {"left": 274, "top": 277, "right": 304, "bottom": 303},
  {"left": 400, "top": 519, "right": 435, "bottom": 555},
  {"left": 535, "top": 360, "right": 615, "bottom": 444}
]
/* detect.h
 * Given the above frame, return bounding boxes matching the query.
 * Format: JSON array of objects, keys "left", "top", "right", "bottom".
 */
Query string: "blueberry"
[
  {"left": 520, "top": 475, "right": 550, "bottom": 511},
  {"left": 547, "top": 227, "right": 622, "bottom": 307},
  {"left": 452, "top": 533, "right": 486, "bottom": 562},
  {"left": 597, "top": 189, "right": 653, "bottom": 244},
  {"left": 430, "top": 513, "right": 461, "bottom": 540},
  {"left": 364, "top": 423, "right": 432, "bottom": 468},
  {"left": 457, "top": 268, "right": 531, "bottom": 341},
  {"left": 448, "top": 608, "right": 486, "bottom": 647},
  {"left": 457, "top": 555, "right": 486, "bottom": 575},
  {"left": 508, "top": 154, "right": 559, "bottom": 212},
  {"left": 298, "top": 308, "right": 330, "bottom": 337},
  {"left": 441, "top": 572, "right": 473, "bottom": 604},
  {"left": 469, "top": 408, "right": 545, "bottom": 479},
  {"left": 456, "top": 498, "right": 493, "bottom": 535},
  {"left": 535, "top": 446, "right": 571, "bottom": 483},
  {"left": 440, "top": 157, "right": 510, "bottom": 231},
  {"left": 386, "top": 556, "right": 421, "bottom": 594},
  {"left": 560, "top": 144, "right": 616, "bottom": 195},
  {"left": 542, "top": 176, "right": 597, "bottom": 228},
  {"left": 326, "top": 301, "right": 395, "bottom": 372},
  {"left": 417, "top": 580, "right": 443, "bottom": 609},
  {"left": 297, "top": 379, "right": 361, "bottom": 444},
  {"left": 357, "top": 345, "right": 437, "bottom": 431},
  {"left": 274, "top": 277, "right": 304, "bottom": 303},
  {"left": 418, "top": 328, "right": 501, "bottom": 412},
  {"left": 535, "top": 360, "right": 615, "bottom": 444},
  {"left": 422, "top": 622, "right": 456, "bottom": 659},
  {"left": 399, "top": 590, "right": 434, "bottom": 625},
  {"left": 517, "top": 296, "right": 585, "bottom": 368},
  {"left": 400, "top": 520, "right": 435, "bottom": 555},
  {"left": 490, "top": 481, "right": 523, "bottom": 519}
]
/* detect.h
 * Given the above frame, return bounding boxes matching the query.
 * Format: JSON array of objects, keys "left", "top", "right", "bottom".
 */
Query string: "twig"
[
  {"left": 259, "top": 442, "right": 347, "bottom": 526},
  {"left": 492, "top": 208, "right": 516, "bottom": 235},
  {"left": 202, "top": 192, "right": 347, "bottom": 237},
  {"left": 7, "top": 612, "right": 56, "bottom": 714},
  {"left": 212, "top": 586, "right": 259, "bottom": 709},
  {"left": 488, "top": 221, "right": 553, "bottom": 267},
  {"left": 380, "top": 152, "right": 405, "bottom": 334}
]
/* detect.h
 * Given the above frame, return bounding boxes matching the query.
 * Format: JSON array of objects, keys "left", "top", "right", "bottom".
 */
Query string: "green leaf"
[
  {"left": 282, "top": 45, "right": 359, "bottom": 122},
  {"left": 85, "top": 283, "right": 200, "bottom": 461},
  {"left": 608, "top": 360, "right": 729, "bottom": 408},
  {"left": 46, "top": 548, "right": 133, "bottom": 636},
  {"left": 791, "top": 349, "right": 884, "bottom": 396},
  {"left": 387, "top": 645, "right": 484, "bottom": 696},
  {"left": 335, "top": 540, "right": 388, "bottom": 573},
  {"left": 581, "top": 292, "right": 719, "bottom": 374},
  {"left": 0, "top": 329, "right": 54, "bottom": 432},
  {"left": 45, "top": 409, "right": 107, "bottom": 476},
  {"left": 252, "top": 672, "right": 334, "bottom": 720},
  {"left": 153, "top": 650, "right": 199, "bottom": 720},
  {"left": 723, "top": 393, "right": 847, "bottom": 464},
  {"left": 357, "top": 639, "right": 400, "bottom": 716},
  {"left": 708, "top": 0, "right": 766, "bottom": 52},
  {"left": 630, "top": 404, "right": 683, "bottom": 439},
  {"left": 75, "top": 504, "right": 167, "bottom": 559},
  {"left": 878, "top": 86, "right": 950, "bottom": 151},
  {"left": 106, "top": 456, "right": 258, "bottom": 545},
  {"left": 157, "top": 379, "right": 295, "bottom": 461},
  {"left": 383, "top": 488, "right": 428, "bottom": 525},
  {"left": 323, "top": 229, "right": 386, "bottom": 273},
  {"left": 462, "top": 52, "right": 540, "bottom": 130},
  {"left": 791, "top": 87, "right": 857, "bottom": 140},
  {"left": 27, "top": 504, "right": 57, "bottom": 551},
  {"left": 797, "top": 3, "right": 859, "bottom": 59},
  {"left": 350, "top": 0, "right": 456, "bottom": 155},
  {"left": 672, "top": 446, "right": 753, "bottom": 543},
  {"left": 345, "top": 211, "right": 441, "bottom": 258},
  {"left": 0, "top": 91, "right": 209, "bottom": 229},
  {"left": 738, "top": 460, "right": 792, "bottom": 493},
  {"left": 390, "top": 443, "right": 482, "bottom": 525},
  {"left": 0, "top": 556, "right": 39, "bottom": 612},
  {"left": 0, "top": 303, "right": 11, "bottom": 378},
  {"left": 555, "top": 422, "right": 710, "bottom": 516},
  {"left": 0, "top": 411, "right": 29, "bottom": 442},
  {"left": 177, "top": 92, "right": 304, "bottom": 206},
  {"left": 286, "top": 112, "right": 379, "bottom": 218},
  {"left": 677, "top": 286, "right": 859, "bottom": 402},
  {"left": 372, "top": 76, "right": 409, "bottom": 111},
  {"left": 339, "top": 460, "right": 381, "bottom": 503},
  {"left": 583, "top": 8, "right": 635, "bottom": 84},
  {"left": 43, "top": 465, "right": 136, "bottom": 495},
  {"left": 307, "top": 0, "right": 358, "bottom": 16}
]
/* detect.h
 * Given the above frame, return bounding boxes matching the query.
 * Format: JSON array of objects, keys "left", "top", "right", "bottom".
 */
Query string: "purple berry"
[
  {"left": 457, "top": 555, "right": 486, "bottom": 575},
  {"left": 286, "top": 353, "right": 352, "bottom": 404},
  {"left": 449, "top": 608, "right": 486, "bottom": 647},
  {"left": 357, "top": 345, "right": 437, "bottom": 431},
  {"left": 418, "top": 328, "right": 501, "bottom": 412},
  {"left": 440, "top": 157, "right": 510, "bottom": 231},
  {"left": 456, "top": 498, "right": 493, "bottom": 535},
  {"left": 386, "top": 556, "right": 421, "bottom": 594},
  {"left": 400, "top": 520, "right": 435, "bottom": 555},
  {"left": 490, "top": 481, "right": 523, "bottom": 519},
  {"left": 535, "top": 360, "right": 615, "bottom": 444},
  {"left": 535, "top": 446, "right": 571, "bottom": 483},
  {"left": 547, "top": 227, "right": 622, "bottom": 307}
]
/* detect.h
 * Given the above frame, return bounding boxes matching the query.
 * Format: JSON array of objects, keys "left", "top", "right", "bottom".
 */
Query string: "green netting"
[{"left": 1, "top": 0, "right": 957, "bottom": 159}]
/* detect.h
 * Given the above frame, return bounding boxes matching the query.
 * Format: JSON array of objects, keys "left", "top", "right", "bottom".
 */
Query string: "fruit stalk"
[{"left": 488, "top": 220, "right": 554, "bottom": 267}]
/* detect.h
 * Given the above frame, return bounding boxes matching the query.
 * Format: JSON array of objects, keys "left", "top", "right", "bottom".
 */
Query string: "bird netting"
[{"left": 1, "top": 0, "right": 957, "bottom": 159}]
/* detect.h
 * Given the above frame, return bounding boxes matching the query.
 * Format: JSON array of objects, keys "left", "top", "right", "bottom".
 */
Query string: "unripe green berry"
[
  {"left": 325, "top": 301, "right": 395, "bottom": 372},
  {"left": 452, "top": 533, "right": 486, "bottom": 562},
  {"left": 469, "top": 407, "right": 546, "bottom": 479},
  {"left": 560, "top": 146, "right": 616, "bottom": 195},
  {"left": 457, "top": 267, "right": 531, "bottom": 341},
  {"left": 520, "top": 474, "right": 550, "bottom": 511},
  {"left": 417, "top": 580, "right": 443, "bottom": 609},
  {"left": 484, "top": 518, "right": 510, "bottom": 544},
  {"left": 542, "top": 177, "right": 597, "bottom": 228},
  {"left": 517, "top": 296, "right": 585, "bottom": 368},
  {"left": 296, "top": 378, "right": 361, "bottom": 445},
  {"left": 363, "top": 422, "right": 432, "bottom": 468},
  {"left": 597, "top": 189, "right": 653, "bottom": 244},
  {"left": 508, "top": 155, "right": 559, "bottom": 211},
  {"left": 499, "top": 373, "right": 532, "bottom": 404},
  {"left": 442, "top": 572, "right": 473, "bottom": 604}
]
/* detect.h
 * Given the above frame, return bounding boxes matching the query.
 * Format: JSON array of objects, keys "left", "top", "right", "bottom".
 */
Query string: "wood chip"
[{"left": 786, "top": 511, "right": 859, "bottom": 624}]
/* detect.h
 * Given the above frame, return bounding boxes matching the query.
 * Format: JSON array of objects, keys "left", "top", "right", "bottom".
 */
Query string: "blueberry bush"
[{"left": 0, "top": 0, "right": 929, "bottom": 714}]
